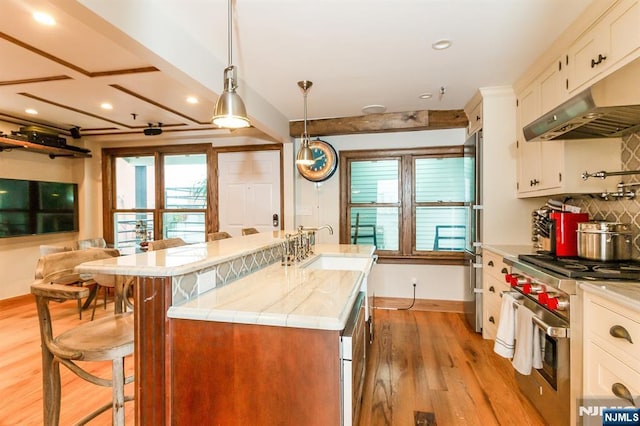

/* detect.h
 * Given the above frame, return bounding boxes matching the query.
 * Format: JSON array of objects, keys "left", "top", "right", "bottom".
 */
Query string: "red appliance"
[{"left": 550, "top": 212, "right": 589, "bottom": 257}]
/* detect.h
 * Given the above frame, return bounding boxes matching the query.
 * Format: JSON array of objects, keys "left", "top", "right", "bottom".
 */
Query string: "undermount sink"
[{"left": 302, "top": 255, "right": 373, "bottom": 275}]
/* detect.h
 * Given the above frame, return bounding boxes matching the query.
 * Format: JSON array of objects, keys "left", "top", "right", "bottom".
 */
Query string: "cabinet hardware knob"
[
  {"left": 476, "top": 115, "right": 481, "bottom": 121},
  {"left": 610, "top": 325, "right": 633, "bottom": 344},
  {"left": 488, "top": 260, "right": 494, "bottom": 267},
  {"left": 591, "top": 53, "right": 607, "bottom": 68},
  {"left": 611, "top": 382, "right": 636, "bottom": 407},
  {"left": 530, "top": 179, "right": 540, "bottom": 186},
  {"left": 501, "top": 267, "right": 508, "bottom": 274},
  {"left": 489, "top": 286, "right": 495, "bottom": 293},
  {"left": 489, "top": 316, "right": 495, "bottom": 324}
]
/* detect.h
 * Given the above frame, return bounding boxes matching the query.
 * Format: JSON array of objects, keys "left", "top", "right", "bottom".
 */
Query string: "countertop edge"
[{"left": 579, "top": 281, "right": 640, "bottom": 311}]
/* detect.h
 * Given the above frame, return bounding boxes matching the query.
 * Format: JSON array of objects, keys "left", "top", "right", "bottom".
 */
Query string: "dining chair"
[
  {"left": 72, "top": 237, "right": 107, "bottom": 250},
  {"left": 33, "top": 248, "right": 120, "bottom": 319},
  {"left": 241, "top": 227, "right": 259, "bottom": 236},
  {"left": 91, "top": 274, "right": 136, "bottom": 320},
  {"left": 207, "top": 231, "right": 232, "bottom": 241},
  {"left": 146, "top": 237, "right": 187, "bottom": 251},
  {"left": 31, "top": 249, "right": 134, "bottom": 425}
]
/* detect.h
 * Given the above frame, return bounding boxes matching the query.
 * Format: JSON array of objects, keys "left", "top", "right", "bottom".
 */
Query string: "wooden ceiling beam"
[{"left": 289, "top": 109, "right": 467, "bottom": 137}]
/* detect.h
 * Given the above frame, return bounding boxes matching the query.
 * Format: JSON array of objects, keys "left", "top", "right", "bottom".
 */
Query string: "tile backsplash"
[{"left": 570, "top": 131, "right": 640, "bottom": 257}]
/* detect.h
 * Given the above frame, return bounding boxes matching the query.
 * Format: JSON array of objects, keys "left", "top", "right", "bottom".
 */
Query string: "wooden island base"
[{"left": 170, "top": 318, "right": 342, "bottom": 425}]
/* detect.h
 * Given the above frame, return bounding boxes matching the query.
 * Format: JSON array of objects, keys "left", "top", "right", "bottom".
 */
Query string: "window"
[
  {"left": 103, "top": 145, "right": 212, "bottom": 254},
  {"left": 340, "top": 146, "right": 469, "bottom": 264}
]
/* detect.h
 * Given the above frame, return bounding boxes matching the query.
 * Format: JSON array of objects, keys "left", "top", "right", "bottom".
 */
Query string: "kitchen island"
[{"left": 76, "top": 232, "right": 374, "bottom": 425}]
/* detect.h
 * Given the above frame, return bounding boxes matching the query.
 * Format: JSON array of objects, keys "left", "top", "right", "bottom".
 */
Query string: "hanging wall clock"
[{"left": 297, "top": 139, "right": 338, "bottom": 182}]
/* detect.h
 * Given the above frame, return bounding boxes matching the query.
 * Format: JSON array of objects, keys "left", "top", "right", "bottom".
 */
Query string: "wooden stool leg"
[
  {"left": 41, "top": 351, "right": 62, "bottom": 425},
  {"left": 112, "top": 357, "right": 125, "bottom": 425}
]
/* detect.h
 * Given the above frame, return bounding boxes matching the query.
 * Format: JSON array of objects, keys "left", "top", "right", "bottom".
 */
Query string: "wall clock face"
[{"left": 297, "top": 139, "right": 338, "bottom": 182}]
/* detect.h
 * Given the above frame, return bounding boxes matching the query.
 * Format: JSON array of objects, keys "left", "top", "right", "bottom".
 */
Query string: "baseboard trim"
[
  {"left": 374, "top": 296, "right": 464, "bottom": 313},
  {"left": 0, "top": 293, "right": 32, "bottom": 309}
]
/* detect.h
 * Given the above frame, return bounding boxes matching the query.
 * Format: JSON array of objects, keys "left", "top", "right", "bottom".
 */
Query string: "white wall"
[
  {"left": 294, "top": 129, "right": 468, "bottom": 301},
  {"left": 0, "top": 121, "right": 86, "bottom": 299}
]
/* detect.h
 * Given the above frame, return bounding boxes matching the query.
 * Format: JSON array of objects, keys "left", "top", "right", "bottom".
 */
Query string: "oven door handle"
[
  {"left": 507, "top": 295, "right": 570, "bottom": 339},
  {"left": 531, "top": 315, "right": 570, "bottom": 339}
]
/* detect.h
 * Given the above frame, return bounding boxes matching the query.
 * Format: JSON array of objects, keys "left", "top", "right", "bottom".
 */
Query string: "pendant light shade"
[
  {"left": 212, "top": 0, "right": 250, "bottom": 129},
  {"left": 296, "top": 80, "right": 315, "bottom": 166}
]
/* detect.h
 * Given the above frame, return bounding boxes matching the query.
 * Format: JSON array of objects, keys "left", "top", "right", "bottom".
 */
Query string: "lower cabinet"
[
  {"left": 583, "top": 291, "right": 640, "bottom": 412},
  {"left": 482, "top": 249, "right": 511, "bottom": 340}
]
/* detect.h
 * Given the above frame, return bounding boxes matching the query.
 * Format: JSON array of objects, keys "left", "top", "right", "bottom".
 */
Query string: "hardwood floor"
[
  {"left": 0, "top": 294, "right": 135, "bottom": 426},
  {"left": 359, "top": 309, "right": 547, "bottom": 426},
  {"left": 1, "top": 294, "right": 545, "bottom": 425}
]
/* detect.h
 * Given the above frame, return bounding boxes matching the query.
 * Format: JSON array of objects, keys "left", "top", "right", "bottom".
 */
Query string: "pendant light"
[
  {"left": 296, "top": 80, "right": 315, "bottom": 165},
  {"left": 212, "top": 0, "right": 250, "bottom": 129}
]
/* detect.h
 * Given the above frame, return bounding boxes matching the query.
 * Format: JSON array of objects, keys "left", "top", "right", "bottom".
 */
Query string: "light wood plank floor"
[
  {"left": 1, "top": 294, "right": 545, "bottom": 425},
  {"left": 359, "top": 309, "right": 547, "bottom": 425},
  {"left": 0, "top": 293, "right": 135, "bottom": 426}
]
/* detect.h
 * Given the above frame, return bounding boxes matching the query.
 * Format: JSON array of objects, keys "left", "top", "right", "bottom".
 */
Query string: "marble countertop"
[
  {"left": 482, "top": 244, "right": 537, "bottom": 261},
  {"left": 76, "top": 232, "right": 375, "bottom": 331},
  {"left": 168, "top": 260, "right": 365, "bottom": 331},
  {"left": 579, "top": 281, "right": 640, "bottom": 312},
  {"left": 75, "top": 230, "right": 375, "bottom": 277}
]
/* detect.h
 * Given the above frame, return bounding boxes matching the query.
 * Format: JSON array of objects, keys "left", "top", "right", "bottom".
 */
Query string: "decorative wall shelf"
[{"left": 0, "top": 136, "right": 91, "bottom": 158}]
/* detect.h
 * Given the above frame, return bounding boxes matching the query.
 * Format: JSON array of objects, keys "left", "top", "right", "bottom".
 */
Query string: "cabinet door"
[
  {"left": 567, "top": 0, "right": 640, "bottom": 92},
  {"left": 539, "top": 58, "right": 567, "bottom": 114},
  {"left": 539, "top": 141, "right": 563, "bottom": 190},
  {"left": 607, "top": 0, "right": 640, "bottom": 65},
  {"left": 467, "top": 102, "right": 483, "bottom": 137},
  {"left": 567, "top": 23, "right": 609, "bottom": 91},
  {"left": 517, "top": 86, "right": 541, "bottom": 193}
]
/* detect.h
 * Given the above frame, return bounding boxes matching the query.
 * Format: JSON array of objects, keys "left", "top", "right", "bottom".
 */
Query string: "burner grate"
[{"left": 517, "top": 254, "right": 640, "bottom": 280}]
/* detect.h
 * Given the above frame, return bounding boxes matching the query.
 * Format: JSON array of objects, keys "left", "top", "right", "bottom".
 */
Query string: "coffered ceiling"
[{"left": 0, "top": 0, "right": 595, "bottom": 142}]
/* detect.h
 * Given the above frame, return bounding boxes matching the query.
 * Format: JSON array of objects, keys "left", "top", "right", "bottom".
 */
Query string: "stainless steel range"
[{"left": 505, "top": 254, "right": 640, "bottom": 426}]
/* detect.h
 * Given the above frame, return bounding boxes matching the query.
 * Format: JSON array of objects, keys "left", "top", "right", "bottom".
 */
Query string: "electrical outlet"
[{"left": 411, "top": 277, "right": 418, "bottom": 285}]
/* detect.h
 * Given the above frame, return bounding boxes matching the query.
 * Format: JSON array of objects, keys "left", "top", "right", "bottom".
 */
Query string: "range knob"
[
  {"left": 546, "top": 296, "right": 569, "bottom": 311},
  {"left": 508, "top": 275, "right": 530, "bottom": 287},
  {"left": 522, "top": 283, "right": 545, "bottom": 295},
  {"left": 538, "top": 292, "right": 549, "bottom": 304}
]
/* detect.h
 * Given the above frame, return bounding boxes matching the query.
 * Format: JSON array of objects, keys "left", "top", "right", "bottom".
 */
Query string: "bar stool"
[
  {"left": 207, "top": 231, "right": 232, "bottom": 241},
  {"left": 147, "top": 237, "right": 186, "bottom": 251},
  {"left": 31, "top": 249, "right": 134, "bottom": 425},
  {"left": 241, "top": 227, "right": 259, "bottom": 235}
]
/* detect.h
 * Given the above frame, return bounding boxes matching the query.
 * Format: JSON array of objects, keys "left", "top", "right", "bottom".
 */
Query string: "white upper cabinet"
[
  {"left": 539, "top": 58, "right": 568, "bottom": 114},
  {"left": 517, "top": 62, "right": 564, "bottom": 195},
  {"left": 567, "top": 0, "right": 640, "bottom": 92},
  {"left": 516, "top": 60, "right": 620, "bottom": 198},
  {"left": 464, "top": 92, "right": 483, "bottom": 138}
]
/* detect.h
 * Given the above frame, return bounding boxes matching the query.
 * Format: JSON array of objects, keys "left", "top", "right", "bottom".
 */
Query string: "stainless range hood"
[{"left": 523, "top": 58, "right": 640, "bottom": 142}]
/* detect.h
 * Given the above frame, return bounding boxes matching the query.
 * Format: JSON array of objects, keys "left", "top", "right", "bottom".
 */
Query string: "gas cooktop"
[{"left": 518, "top": 254, "right": 640, "bottom": 281}]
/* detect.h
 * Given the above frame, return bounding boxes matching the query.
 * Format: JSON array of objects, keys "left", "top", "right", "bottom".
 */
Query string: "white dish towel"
[
  {"left": 512, "top": 305, "right": 543, "bottom": 375},
  {"left": 493, "top": 292, "right": 517, "bottom": 358}
]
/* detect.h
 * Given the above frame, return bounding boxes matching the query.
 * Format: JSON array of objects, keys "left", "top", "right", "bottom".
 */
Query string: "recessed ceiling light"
[
  {"left": 419, "top": 93, "right": 433, "bottom": 100},
  {"left": 33, "top": 12, "right": 56, "bottom": 26},
  {"left": 432, "top": 39, "right": 452, "bottom": 50},
  {"left": 25, "top": 108, "right": 38, "bottom": 115},
  {"left": 361, "top": 104, "right": 386, "bottom": 115},
  {"left": 186, "top": 96, "right": 199, "bottom": 104},
  {"left": 101, "top": 103, "right": 113, "bottom": 110}
]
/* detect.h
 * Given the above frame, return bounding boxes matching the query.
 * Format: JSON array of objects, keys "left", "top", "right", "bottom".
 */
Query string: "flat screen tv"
[{"left": 0, "top": 178, "right": 78, "bottom": 238}]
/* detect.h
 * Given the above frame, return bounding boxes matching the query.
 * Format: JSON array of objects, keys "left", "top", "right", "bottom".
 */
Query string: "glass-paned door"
[
  {"left": 114, "top": 156, "right": 155, "bottom": 254},
  {"left": 162, "top": 154, "right": 207, "bottom": 243}
]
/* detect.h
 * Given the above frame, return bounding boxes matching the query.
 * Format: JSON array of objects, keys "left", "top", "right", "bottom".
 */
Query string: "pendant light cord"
[
  {"left": 227, "top": 0, "right": 233, "bottom": 67},
  {"left": 303, "top": 87, "right": 308, "bottom": 140}
]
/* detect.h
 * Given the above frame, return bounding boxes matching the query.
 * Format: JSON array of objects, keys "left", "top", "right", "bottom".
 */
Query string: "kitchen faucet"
[{"left": 298, "top": 224, "right": 334, "bottom": 235}]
